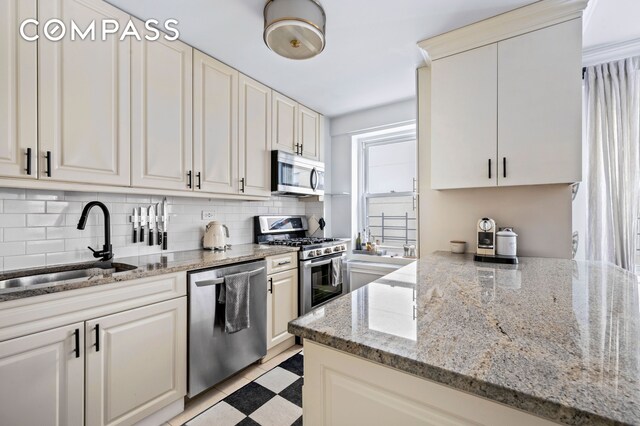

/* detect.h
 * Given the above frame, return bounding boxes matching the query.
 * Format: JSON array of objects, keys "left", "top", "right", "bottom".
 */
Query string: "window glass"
[{"left": 366, "top": 140, "right": 416, "bottom": 194}]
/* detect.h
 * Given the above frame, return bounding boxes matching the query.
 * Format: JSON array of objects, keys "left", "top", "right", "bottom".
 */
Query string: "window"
[{"left": 357, "top": 125, "right": 417, "bottom": 252}]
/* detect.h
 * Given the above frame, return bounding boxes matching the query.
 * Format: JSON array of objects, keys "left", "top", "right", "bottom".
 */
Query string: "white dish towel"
[{"left": 331, "top": 257, "right": 342, "bottom": 287}]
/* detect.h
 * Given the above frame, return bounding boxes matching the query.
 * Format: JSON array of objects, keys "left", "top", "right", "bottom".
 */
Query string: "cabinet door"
[
  {"left": 86, "top": 298, "right": 187, "bottom": 426},
  {"left": 0, "top": 0, "right": 37, "bottom": 179},
  {"left": 299, "top": 105, "right": 320, "bottom": 160},
  {"left": 132, "top": 21, "right": 193, "bottom": 191},
  {"left": 38, "top": 0, "right": 130, "bottom": 186},
  {"left": 193, "top": 51, "right": 239, "bottom": 194},
  {"left": 431, "top": 44, "right": 498, "bottom": 189},
  {"left": 267, "top": 269, "right": 298, "bottom": 349},
  {"left": 272, "top": 92, "right": 298, "bottom": 154},
  {"left": 0, "top": 323, "right": 84, "bottom": 426},
  {"left": 239, "top": 74, "right": 272, "bottom": 197},
  {"left": 498, "top": 19, "right": 582, "bottom": 186}
]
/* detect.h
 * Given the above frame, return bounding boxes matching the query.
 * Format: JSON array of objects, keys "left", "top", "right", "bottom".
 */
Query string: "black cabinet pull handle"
[
  {"left": 294, "top": 143, "right": 299, "bottom": 155},
  {"left": 95, "top": 324, "right": 100, "bottom": 352},
  {"left": 25, "top": 148, "right": 32, "bottom": 175},
  {"left": 240, "top": 177, "right": 245, "bottom": 193},
  {"left": 45, "top": 151, "right": 51, "bottom": 177},
  {"left": 268, "top": 277, "right": 273, "bottom": 293},
  {"left": 196, "top": 172, "right": 201, "bottom": 189},
  {"left": 299, "top": 144, "right": 303, "bottom": 155},
  {"left": 187, "top": 171, "right": 192, "bottom": 189},
  {"left": 503, "top": 157, "right": 507, "bottom": 178},
  {"left": 488, "top": 159, "right": 492, "bottom": 179},
  {"left": 74, "top": 328, "right": 80, "bottom": 358}
]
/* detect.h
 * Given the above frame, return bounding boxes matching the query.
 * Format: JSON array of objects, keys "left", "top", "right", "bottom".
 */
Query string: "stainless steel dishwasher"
[{"left": 188, "top": 260, "right": 267, "bottom": 397}]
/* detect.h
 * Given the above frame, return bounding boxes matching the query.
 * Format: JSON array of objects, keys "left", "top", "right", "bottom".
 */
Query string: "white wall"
[
  {"left": 0, "top": 188, "right": 320, "bottom": 272},
  {"left": 418, "top": 67, "right": 573, "bottom": 258},
  {"left": 328, "top": 99, "right": 417, "bottom": 239}
]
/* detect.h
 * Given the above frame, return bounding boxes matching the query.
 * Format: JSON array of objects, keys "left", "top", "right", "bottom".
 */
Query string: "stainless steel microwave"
[{"left": 271, "top": 151, "right": 325, "bottom": 196}]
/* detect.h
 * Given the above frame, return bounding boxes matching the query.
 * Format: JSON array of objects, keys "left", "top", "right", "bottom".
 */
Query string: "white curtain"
[{"left": 585, "top": 57, "right": 640, "bottom": 271}]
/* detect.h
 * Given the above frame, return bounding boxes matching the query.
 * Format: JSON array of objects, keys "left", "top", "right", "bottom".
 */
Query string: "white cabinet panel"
[
  {"left": 38, "top": 0, "right": 131, "bottom": 186},
  {"left": 272, "top": 92, "right": 298, "bottom": 154},
  {"left": 431, "top": 44, "right": 498, "bottom": 189},
  {"left": 299, "top": 104, "right": 320, "bottom": 161},
  {"left": 0, "top": 323, "right": 84, "bottom": 426},
  {"left": 193, "top": 51, "right": 238, "bottom": 194},
  {"left": 267, "top": 268, "right": 298, "bottom": 349},
  {"left": 0, "top": 0, "right": 37, "bottom": 179},
  {"left": 497, "top": 19, "right": 582, "bottom": 186},
  {"left": 132, "top": 21, "right": 193, "bottom": 191},
  {"left": 239, "top": 74, "right": 272, "bottom": 197},
  {"left": 86, "top": 297, "right": 187, "bottom": 426}
]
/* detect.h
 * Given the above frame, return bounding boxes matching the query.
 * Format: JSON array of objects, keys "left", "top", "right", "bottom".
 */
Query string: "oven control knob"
[
  {"left": 333, "top": 246, "right": 341, "bottom": 252},
  {"left": 307, "top": 251, "right": 315, "bottom": 258},
  {"left": 324, "top": 248, "right": 332, "bottom": 254},
  {"left": 340, "top": 245, "right": 346, "bottom": 251}
]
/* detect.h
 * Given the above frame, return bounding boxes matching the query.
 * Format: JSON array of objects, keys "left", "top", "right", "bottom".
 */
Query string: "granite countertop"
[
  {"left": 0, "top": 244, "right": 299, "bottom": 303},
  {"left": 289, "top": 252, "right": 640, "bottom": 425}
]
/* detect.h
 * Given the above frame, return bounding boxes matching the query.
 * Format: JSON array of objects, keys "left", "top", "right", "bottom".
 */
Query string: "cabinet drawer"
[
  {"left": 0, "top": 272, "right": 186, "bottom": 342},
  {"left": 266, "top": 253, "right": 298, "bottom": 274}
]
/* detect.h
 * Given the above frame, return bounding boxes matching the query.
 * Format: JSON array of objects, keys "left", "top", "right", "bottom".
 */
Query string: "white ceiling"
[
  {"left": 583, "top": 0, "right": 640, "bottom": 48},
  {"left": 107, "top": 0, "right": 538, "bottom": 117}
]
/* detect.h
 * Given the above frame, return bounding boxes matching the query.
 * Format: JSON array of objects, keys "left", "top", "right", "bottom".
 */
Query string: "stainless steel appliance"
[
  {"left": 271, "top": 150, "right": 325, "bottom": 196},
  {"left": 188, "top": 260, "right": 267, "bottom": 397},
  {"left": 255, "top": 215, "right": 347, "bottom": 315}
]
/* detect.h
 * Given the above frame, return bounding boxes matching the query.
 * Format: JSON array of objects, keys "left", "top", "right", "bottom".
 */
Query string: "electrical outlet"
[{"left": 202, "top": 211, "right": 215, "bottom": 220}]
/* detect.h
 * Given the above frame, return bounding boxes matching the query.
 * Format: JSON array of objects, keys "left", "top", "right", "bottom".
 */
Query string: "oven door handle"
[{"left": 304, "top": 257, "right": 342, "bottom": 268}]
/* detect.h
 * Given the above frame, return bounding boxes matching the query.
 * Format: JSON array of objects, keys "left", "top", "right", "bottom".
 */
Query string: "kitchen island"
[{"left": 289, "top": 252, "right": 640, "bottom": 425}]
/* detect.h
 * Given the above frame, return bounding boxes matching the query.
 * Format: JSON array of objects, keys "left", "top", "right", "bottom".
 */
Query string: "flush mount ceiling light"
[{"left": 264, "top": 0, "right": 326, "bottom": 60}]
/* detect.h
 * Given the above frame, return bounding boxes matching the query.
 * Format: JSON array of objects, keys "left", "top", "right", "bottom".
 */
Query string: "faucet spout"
[{"left": 77, "top": 201, "right": 113, "bottom": 262}]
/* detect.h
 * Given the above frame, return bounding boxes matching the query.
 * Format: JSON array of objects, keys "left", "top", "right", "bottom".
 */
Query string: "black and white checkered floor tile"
[{"left": 184, "top": 353, "right": 304, "bottom": 426}]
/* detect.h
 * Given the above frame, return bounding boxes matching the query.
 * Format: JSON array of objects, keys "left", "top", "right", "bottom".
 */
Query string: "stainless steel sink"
[{"left": 0, "top": 262, "right": 137, "bottom": 293}]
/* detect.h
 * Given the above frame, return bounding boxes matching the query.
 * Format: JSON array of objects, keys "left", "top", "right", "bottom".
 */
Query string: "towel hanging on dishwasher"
[{"left": 218, "top": 271, "right": 251, "bottom": 333}]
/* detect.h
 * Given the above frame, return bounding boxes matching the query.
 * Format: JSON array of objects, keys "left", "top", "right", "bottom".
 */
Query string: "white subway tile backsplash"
[
  {"left": 0, "top": 242, "right": 26, "bottom": 256},
  {"left": 3, "top": 200, "right": 46, "bottom": 214},
  {"left": 27, "top": 214, "right": 65, "bottom": 227},
  {"left": 0, "top": 214, "right": 27, "bottom": 227},
  {"left": 26, "top": 239, "right": 65, "bottom": 255},
  {"left": 4, "top": 254, "right": 46, "bottom": 270},
  {"left": 0, "top": 189, "right": 324, "bottom": 272},
  {"left": 4, "top": 228, "right": 46, "bottom": 242}
]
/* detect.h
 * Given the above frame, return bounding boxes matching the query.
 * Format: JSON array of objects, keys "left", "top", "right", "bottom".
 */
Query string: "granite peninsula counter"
[{"left": 289, "top": 252, "right": 640, "bottom": 425}]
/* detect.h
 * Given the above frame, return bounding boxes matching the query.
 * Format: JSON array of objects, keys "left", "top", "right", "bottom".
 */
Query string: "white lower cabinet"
[
  {"left": 0, "top": 322, "right": 84, "bottom": 426},
  {"left": 86, "top": 297, "right": 187, "bottom": 426},
  {"left": 266, "top": 268, "right": 298, "bottom": 349}
]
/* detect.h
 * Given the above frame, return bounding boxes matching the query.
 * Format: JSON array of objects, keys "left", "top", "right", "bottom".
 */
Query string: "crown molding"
[
  {"left": 583, "top": 38, "right": 640, "bottom": 66},
  {"left": 418, "top": 0, "right": 589, "bottom": 63}
]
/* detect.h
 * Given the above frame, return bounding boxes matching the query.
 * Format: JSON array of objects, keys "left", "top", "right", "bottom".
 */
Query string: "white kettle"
[{"left": 203, "top": 221, "right": 230, "bottom": 251}]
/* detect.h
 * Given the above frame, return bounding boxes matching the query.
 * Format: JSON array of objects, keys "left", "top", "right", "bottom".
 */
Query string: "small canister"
[{"left": 496, "top": 228, "right": 518, "bottom": 256}]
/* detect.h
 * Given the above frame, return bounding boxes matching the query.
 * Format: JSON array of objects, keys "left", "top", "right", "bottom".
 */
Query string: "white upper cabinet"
[
  {"left": 497, "top": 19, "right": 582, "bottom": 186},
  {"left": 272, "top": 91, "right": 322, "bottom": 161},
  {"left": 239, "top": 74, "right": 272, "bottom": 197},
  {"left": 272, "top": 92, "right": 298, "bottom": 154},
  {"left": 431, "top": 44, "right": 498, "bottom": 190},
  {"left": 0, "top": 0, "right": 37, "bottom": 180},
  {"left": 38, "top": 0, "right": 131, "bottom": 186},
  {"left": 193, "top": 51, "right": 239, "bottom": 194},
  {"left": 429, "top": 18, "right": 582, "bottom": 190},
  {"left": 299, "top": 104, "right": 321, "bottom": 161},
  {"left": 131, "top": 20, "right": 193, "bottom": 191},
  {"left": 0, "top": 323, "right": 84, "bottom": 426}
]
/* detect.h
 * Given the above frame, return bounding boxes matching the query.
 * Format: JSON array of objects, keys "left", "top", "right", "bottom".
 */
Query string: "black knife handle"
[
  {"left": 133, "top": 228, "right": 137, "bottom": 244},
  {"left": 140, "top": 226, "right": 144, "bottom": 242},
  {"left": 157, "top": 230, "right": 162, "bottom": 246},
  {"left": 149, "top": 229, "right": 154, "bottom": 246},
  {"left": 162, "top": 232, "right": 168, "bottom": 250}
]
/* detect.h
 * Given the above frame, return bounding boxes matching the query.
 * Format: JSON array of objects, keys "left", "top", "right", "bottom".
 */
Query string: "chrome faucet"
[{"left": 77, "top": 201, "right": 113, "bottom": 262}]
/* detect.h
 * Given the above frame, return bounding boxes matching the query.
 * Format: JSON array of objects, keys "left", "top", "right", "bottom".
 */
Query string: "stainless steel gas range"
[{"left": 254, "top": 215, "right": 348, "bottom": 315}]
